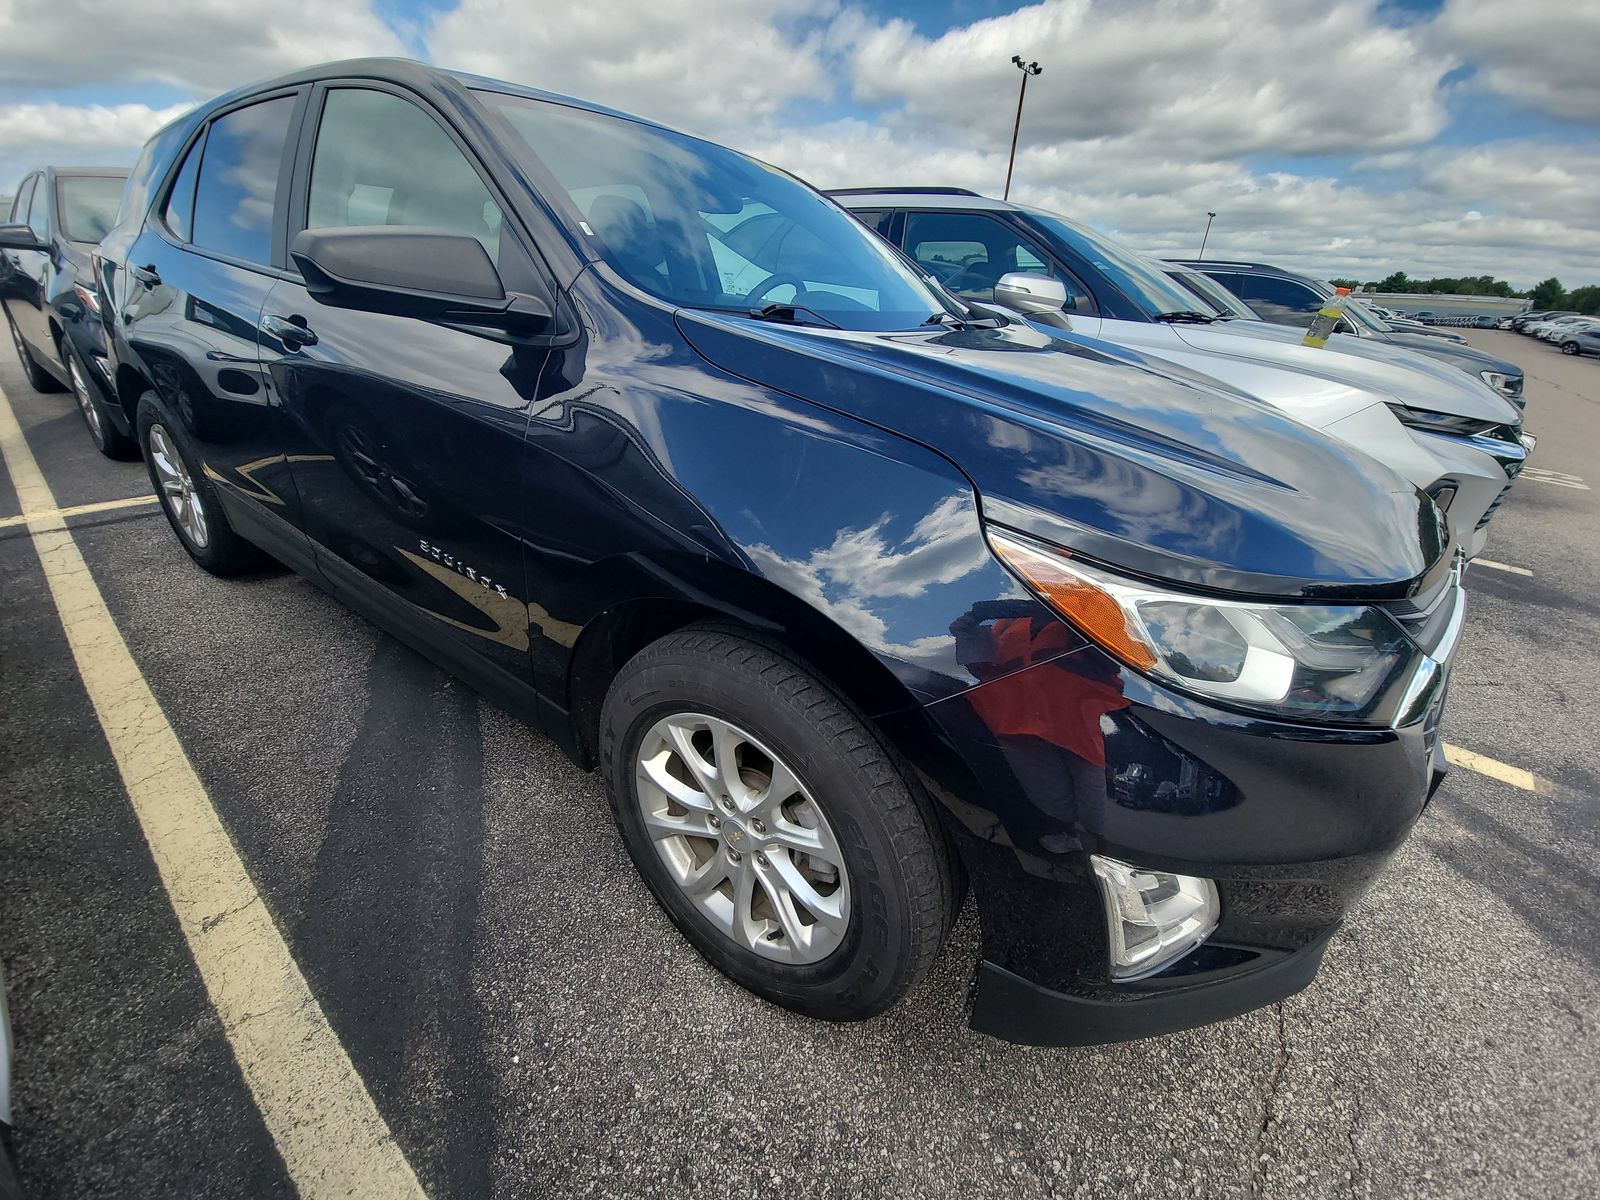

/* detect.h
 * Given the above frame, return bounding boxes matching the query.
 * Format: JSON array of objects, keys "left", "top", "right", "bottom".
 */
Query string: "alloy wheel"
[
  {"left": 69, "top": 354, "right": 103, "bottom": 441},
  {"left": 634, "top": 712, "right": 850, "bottom": 964},
  {"left": 148, "top": 423, "right": 210, "bottom": 549}
]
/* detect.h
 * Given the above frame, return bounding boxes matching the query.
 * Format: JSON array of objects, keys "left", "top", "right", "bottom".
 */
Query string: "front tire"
[
  {"left": 1561, "top": 340, "right": 1580, "bottom": 355},
  {"left": 136, "top": 391, "right": 262, "bottom": 576},
  {"left": 600, "top": 628, "right": 954, "bottom": 1022},
  {"left": 65, "top": 340, "right": 137, "bottom": 459},
  {"left": 5, "top": 309, "right": 66, "bottom": 393}
]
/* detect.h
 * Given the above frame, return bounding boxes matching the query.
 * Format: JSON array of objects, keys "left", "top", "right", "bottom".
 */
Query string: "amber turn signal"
[{"left": 988, "top": 532, "right": 1159, "bottom": 671}]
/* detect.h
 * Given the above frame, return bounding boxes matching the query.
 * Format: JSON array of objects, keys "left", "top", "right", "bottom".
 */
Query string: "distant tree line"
[{"left": 1321, "top": 272, "right": 1600, "bottom": 315}]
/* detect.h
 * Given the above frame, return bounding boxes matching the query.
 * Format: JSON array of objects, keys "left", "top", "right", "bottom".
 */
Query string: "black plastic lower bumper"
[{"left": 970, "top": 929, "right": 1336, "bottom": 1046}]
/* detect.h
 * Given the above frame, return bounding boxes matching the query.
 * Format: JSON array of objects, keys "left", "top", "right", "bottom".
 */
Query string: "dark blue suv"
[{"left": 95, "top": 60, "right": 1461, "bottom": 1045}]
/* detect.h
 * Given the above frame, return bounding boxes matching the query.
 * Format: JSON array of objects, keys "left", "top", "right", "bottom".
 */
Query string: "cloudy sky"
[{"left": 2, "top": 0, "right": 1596, "bottom": 289}]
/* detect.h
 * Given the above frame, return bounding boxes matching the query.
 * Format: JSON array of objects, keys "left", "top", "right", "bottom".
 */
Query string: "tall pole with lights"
[
  {"left": 1004, "top": 55, "right": 1042, "bottom": 201},
  {"left": 1198, "top": 211, "right": 1218, "bottom": 259}
]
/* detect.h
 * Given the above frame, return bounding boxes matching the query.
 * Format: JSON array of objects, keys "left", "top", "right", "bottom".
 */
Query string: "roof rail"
[
  {"left": 825, "top": 186, "right": 982, "bottom": 197},
  {"left": 1168, "top": 258, "right": 1273, "bottom": 269}
]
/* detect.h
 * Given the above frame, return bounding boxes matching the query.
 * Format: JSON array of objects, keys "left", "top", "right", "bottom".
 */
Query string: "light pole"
[
  {"left": 1004, "top": 55, "right": 1042, "bottom": 201},
  {"left": 1197, "top": 211, "right": 1218, "bottom": 259}
]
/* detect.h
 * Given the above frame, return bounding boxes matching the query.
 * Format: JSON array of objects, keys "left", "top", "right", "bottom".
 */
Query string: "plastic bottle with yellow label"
[{"left": 1303, "top": 287, "right": 1351, "bottom": 348}]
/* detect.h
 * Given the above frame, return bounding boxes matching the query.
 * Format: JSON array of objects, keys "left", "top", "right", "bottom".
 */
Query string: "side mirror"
[
  {"left": 0, "top": 223, "right": 47, "bottom": 252},
  {"left": 289, "top": 226, "right": 551, "bottom": 330},
  {"left": 993, "top": 272, "right": 1068, "bottom": 316}
]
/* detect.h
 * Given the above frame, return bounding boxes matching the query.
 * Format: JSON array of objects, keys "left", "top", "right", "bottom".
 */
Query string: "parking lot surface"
[{"left": 1, "top": 330, "right": 1596, "bottom": 1199}]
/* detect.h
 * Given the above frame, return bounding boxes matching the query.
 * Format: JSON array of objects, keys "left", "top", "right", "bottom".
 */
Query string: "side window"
[
  {"left": 1228, "top": 273, "right": 1321, "bottom": 328},
  {"left": 903, "top": 211, "right": 1093, "bottom": 312},
  {"left": 192, "top": 95, "right": 297, "bottom": 266},
  {"left": 307, "top": 88, "right": 502, "bottom": 261},
  {"left": 162, "top": 132, "right": 205, "bottom": 242},
  {"left": 11, "top": 175, "right": 36, "bottom": 225},
  {"left": 848, "top": 208, "right": 891, "bottom": 236},
  {"left": 27, "top": 176, "right": 50, "bottom": 239}
]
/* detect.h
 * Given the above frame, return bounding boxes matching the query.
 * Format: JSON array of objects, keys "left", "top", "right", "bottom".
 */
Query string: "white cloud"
[
  {"left": 0, "top": 0, "right": 406, "bottom": 95},
  {"left": 426, "top": 0, "right": 835, "bottom": 138},
  {"left": 843, "top": 0, "right": 1451, "bottom": 158},
  {"left": 0, "top": 101, "right": 190, "bottom": 151},
  {"left": 0, "top": 0, "right": 1594, "bottom": 287},
  {"left": 1432, "top": 0, "right": 1600, "bottom": 121}
]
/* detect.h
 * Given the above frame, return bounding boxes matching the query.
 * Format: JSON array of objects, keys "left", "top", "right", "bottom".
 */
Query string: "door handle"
[
  {"left": 130, "top": 263, "right": 161, "bottom": 286},
  {"left": 262, "top": 313, "right": 318, "bottom": 349}
]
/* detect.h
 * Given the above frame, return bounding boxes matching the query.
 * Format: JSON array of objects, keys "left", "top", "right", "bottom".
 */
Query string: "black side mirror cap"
[
  {"left": 0, "top": 223, "right": 47, "bottom": 252},
  {"left": 289, "top": 226, "right": 551, "bottom": 331}
]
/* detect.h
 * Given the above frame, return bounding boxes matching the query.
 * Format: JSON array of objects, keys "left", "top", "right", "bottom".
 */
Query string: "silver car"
[{"left": 830, "top": 189, "right": 1528, "bottom": 558}]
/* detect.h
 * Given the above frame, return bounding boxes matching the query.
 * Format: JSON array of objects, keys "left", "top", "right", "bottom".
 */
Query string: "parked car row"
[
  {"left": 0, "top": 60, "right": 1522, "bottom": 1056},
  {"left": 1519, "top": 312, "right": 1600, "bottom": 354}
]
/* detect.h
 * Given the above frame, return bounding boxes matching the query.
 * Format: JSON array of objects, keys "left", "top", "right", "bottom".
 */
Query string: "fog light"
[{"left": 1091, "top": 855, "right": 1220, "bottom": 980}]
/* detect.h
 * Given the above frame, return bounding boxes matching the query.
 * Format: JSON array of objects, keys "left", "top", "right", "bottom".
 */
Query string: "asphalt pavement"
[{"left": 1, "top": 329, "right": 1596, "bottom": 1199}]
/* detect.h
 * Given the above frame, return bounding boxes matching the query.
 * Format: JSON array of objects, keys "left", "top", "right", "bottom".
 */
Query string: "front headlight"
[
  {"left": 1479, "top": 370, "right": 1520, "bottom": 398},
  {"left": 1385, "top": 403, "right": 1500, "bottom": 437},
  {"left": 988, "top": 530, "right": 1428, "bottom": 726}
]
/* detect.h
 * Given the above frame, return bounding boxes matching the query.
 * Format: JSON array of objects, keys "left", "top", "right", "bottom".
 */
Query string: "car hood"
[
  {"left": 676, "top": 310, "right": 1446, "bottom": 600},
  {"left": 1156, "top": 319, "right": 1520, "bottom": 424},
  {"left": 1376, "top": 331, "right": 1519, "bottom": 376}
]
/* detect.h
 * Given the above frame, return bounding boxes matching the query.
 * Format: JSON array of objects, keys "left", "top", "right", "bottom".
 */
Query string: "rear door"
[
  {"left": 6, "top": 174, "right": 54, "bottom": 357},
  {"left": 2, "top": 176, "right": 40, "bottom": 345},
  {"left": 118, "top": 88, "right": 316, "bottom": 566},
  {"left": 264, "top": 81, "right": 553, "bottom": 685}
]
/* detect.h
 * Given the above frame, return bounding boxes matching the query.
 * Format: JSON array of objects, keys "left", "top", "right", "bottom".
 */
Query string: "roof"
[
  {"left": 182, "top": 56, "right": 675, "bottom": 138},
  {"left": 828, "top": 188, "right": 1020, "bottom": 212},
  {"left": 1166, "top": 259, "right": 1282, "bottom": 272}
]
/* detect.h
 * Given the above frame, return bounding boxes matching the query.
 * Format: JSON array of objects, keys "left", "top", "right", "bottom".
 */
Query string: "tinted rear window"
[
  {"left": 58, "top": 175, "right": 128, "bottom": 242},
  {"left": 192, "top": 95, "right": 296, "bottom": 266}
]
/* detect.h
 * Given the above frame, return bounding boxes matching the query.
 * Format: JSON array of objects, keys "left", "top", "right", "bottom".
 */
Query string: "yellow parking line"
[
  {"left": 1443, "top": 743, "right": 1552, "bottom": 794},
  {"left": 0, "top": 493, "right": 159, "bottom": 530},
  {"left": 1471, "top": 558, "right": 1533, "bottom": 577},
  {"left": 0, "top": 384, "right": 427, "bottom": 1200}
]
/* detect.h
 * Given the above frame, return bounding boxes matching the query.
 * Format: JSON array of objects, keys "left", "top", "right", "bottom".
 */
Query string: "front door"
[{"left": 266, "top": 83, "right": 552, "bottom": 687}]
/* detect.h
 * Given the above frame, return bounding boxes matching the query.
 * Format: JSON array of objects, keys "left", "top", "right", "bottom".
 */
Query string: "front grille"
[{"left": 1477, "top": 482, "right": 1514, "bottom": 529}]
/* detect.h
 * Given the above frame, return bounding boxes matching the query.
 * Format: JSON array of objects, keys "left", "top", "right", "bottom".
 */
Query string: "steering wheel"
[{"left": 745, "top": 274, "right": 809, "bottom": 307}]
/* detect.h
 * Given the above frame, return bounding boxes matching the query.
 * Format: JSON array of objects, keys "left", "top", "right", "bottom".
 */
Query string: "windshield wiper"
[
  {"left": 747, "top": 303, "right": 839, "bottom": 329},
  {"left": 1152, "top": 310, "right": 1217, "bottom": 324}
]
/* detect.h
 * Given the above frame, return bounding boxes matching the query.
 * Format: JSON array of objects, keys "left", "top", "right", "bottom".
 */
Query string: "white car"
[{"left": 1532, "top": 316, "right": 1596, "bottom": 341}]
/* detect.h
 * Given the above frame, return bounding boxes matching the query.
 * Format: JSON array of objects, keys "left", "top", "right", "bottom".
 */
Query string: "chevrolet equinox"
[{"left": 95, "top": 60, "right": 1462, "bottom": 1045}]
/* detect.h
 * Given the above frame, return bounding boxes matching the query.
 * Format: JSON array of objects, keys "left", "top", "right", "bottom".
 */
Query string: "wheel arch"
[{"left": 561, "top": 555, "right": 926, "bottom": 772}]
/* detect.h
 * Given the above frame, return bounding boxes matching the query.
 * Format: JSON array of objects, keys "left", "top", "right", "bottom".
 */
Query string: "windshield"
[
  {"left": 1335, "top": 294, "right": 1392, "bottom": 333},
  {"left": 57, "top": 174, "right": 127, "bottom": 242},
  {"left": 480, "top": 93, "right": 948, "bottom": 331},
  {"left": 1019, "top": 207, "right": 1203, "bottom": 316},
  {"left": 1162, "top": 264, "right": 1259, "bottom": 319}
]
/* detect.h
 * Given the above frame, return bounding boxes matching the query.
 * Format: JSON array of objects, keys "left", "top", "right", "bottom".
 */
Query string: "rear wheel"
[
  {"left": 65, "top": 340, "right": 137, "bottom": 459},
  {"left": 136, "top": 391, "right": 262, "bottom": 576},
  {"left": 5, "top": 309, "right": 65, "bottom": 393},
  {"left": 600, "top": 628, "right": 954, "bottom": 1021}
]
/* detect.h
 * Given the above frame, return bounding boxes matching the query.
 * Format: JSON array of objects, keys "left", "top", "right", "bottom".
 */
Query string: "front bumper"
[
  {"left": 973, "top": 927, "right": 1336, "bottom": 1046},
  {"left": 890, "top": 633, "right": 1447, "bottom": 1045}
]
